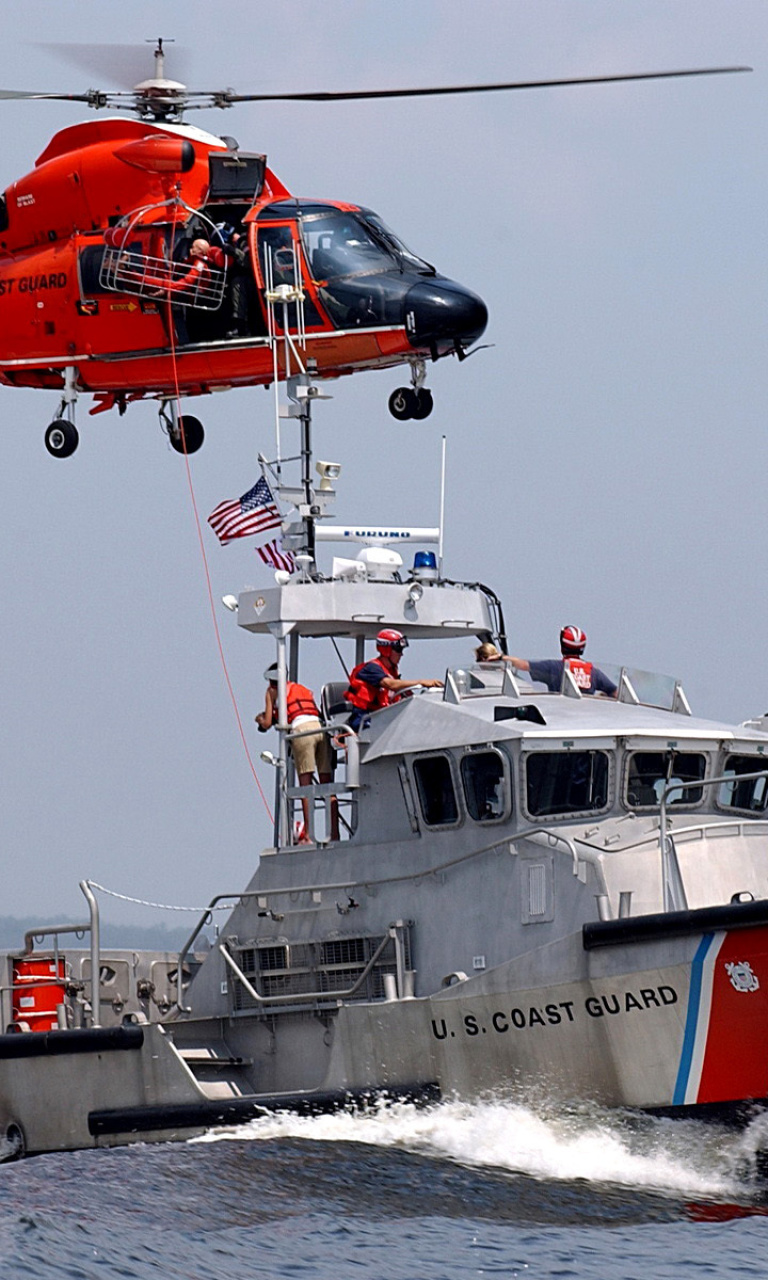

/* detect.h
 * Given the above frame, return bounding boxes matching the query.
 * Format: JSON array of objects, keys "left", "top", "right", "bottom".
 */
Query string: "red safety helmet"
[
  {"left": 376, "top": 628, "right": 408, "bottom": 652},
  {"left": 560, "top": 625, "right": 587, "bottom": 655}
]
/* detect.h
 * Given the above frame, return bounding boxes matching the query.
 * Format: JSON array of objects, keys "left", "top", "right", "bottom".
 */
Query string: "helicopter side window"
[
  {"left": 257, "top": 225, "right": 324, "bottom": 329},
  {"left": 259, "top": 225, "right": 296, "bottom": 286},
  {"left": 79, "top": 244, "right": 110, "bottom": 296}
]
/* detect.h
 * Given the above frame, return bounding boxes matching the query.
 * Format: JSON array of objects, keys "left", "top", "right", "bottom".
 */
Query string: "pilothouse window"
[
  {"left": 625, "top": 751, "right": 705, "bottom": 808},
  {"left": 412, "top": 755, "right": 460, "bottom": 827},
  {"left": 718, "top": 755, "right": 768, "bottom": 813},
  {"left": 525, "top": 751, "right": 609, "bottom": 818},
  {"left": 461, "top": 751, "right": 508, "bottom": 822}
]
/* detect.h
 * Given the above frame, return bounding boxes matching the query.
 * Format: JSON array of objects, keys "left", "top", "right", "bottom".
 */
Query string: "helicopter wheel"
[
  {"left": 169, "top": 415, "right": 205, "bottom": 455},
  {"left": 411, "top": 388, "right": 434, "bottom": 420},
  {"left": 388, "top": 388, "right": 418, "bottom": 421},
  {"left": 44, "top": 419, "right": 79, "bottom": 459}
]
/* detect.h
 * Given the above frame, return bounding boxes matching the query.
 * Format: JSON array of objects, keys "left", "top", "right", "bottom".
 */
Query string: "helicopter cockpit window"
[
  {"left": 359, "top": 211, "right": 435, "bottom": 275},
  {"left": 299, "top": 213, "right": 396, "bottom": 282}
]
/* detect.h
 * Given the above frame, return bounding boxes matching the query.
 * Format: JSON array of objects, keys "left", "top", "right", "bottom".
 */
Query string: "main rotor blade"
[
  {"left": 221, "top": 66, "right": 751, "bottom": 105},
  {"left": 0, "top": 90, "right": 98, "bottom": 101}
]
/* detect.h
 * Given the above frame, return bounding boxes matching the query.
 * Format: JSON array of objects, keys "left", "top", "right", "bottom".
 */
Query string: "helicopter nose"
[{"left": 403, "top": 279, "right": 488, "bottom": 354}]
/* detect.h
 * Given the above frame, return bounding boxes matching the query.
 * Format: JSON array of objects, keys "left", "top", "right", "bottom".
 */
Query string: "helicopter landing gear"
[
  {"left": 388, "top": 387, "right": 417, "bottom": 420},
  {"left": 44, "top": 419, "right": 79, "bottom": 458},
  {"left": 45, "top": 365, "right": 80, "bottom": 457},
  {"left": 388, "top": 386, "right": 434, "bottom": 421},
  {"left": 160, "top": 403, "right": 205, "bottom": 455},
  {"left": 388, "top": 360, "right": 434, "bottom": 421}
]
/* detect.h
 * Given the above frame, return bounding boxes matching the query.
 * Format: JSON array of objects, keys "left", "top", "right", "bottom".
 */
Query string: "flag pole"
[{"left": 438, "top": 435, "right": 446, "bottom": 577}]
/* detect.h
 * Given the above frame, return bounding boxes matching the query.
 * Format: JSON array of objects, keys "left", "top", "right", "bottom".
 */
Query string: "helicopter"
[{"left": 0, "top": 41, "right": 749, "bottom": 457}]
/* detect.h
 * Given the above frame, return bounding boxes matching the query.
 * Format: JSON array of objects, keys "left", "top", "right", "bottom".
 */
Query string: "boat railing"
[
  {"left": 0, "top": 881, "right": 101, "bottom": 1031},
  {"left": 444, "top": 662, "right": 690, "bottom": 714},
  {"left": 570, "top": 790, "right": 768, "bottom": 918},
  {"left": 659, "top": 771, "right": 768, "bottom": 912},
  {"left": 576, "top": 817, "right": 768, "bottom": 860}
]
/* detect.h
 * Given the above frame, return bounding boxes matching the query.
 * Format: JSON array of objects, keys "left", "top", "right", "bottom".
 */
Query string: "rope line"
[
  {"left": 89, "top": 880, "right": 235, "bottom": 913},
  {"left": 163, "top": 240, "right": 273, "bottom": 823}
]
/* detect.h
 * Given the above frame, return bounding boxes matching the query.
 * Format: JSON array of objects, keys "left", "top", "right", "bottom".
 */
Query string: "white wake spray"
[{"left": 192, "top": 1095, "right": 766, "bottom": 1199}]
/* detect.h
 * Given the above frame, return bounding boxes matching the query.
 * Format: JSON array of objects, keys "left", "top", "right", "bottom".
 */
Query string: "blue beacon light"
[{"left": 412, "top": 550, "right": 438, "bottom": 582}]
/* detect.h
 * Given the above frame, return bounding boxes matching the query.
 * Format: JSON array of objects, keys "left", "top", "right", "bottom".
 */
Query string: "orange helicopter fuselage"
[{"left": 0, "top": 118, "right": 487, "bottom": 411}]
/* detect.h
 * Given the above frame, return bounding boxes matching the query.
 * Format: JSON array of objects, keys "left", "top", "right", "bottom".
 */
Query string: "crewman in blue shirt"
[{"left": 478, "top": 626, "right": 617, "bottom": 697}]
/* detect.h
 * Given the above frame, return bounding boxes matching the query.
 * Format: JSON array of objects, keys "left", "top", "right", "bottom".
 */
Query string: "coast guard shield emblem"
[{"left": 725, "top": 961, "right": 760, "bottom": 993}]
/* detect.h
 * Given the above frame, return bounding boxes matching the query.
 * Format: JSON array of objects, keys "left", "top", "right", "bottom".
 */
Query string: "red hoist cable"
[{"left": 162, "top": 248, "right": 273, "bottom": 824}]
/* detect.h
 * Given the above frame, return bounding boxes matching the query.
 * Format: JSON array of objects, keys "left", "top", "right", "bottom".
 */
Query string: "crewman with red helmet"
[
  {"left": 489, "top": 626, "right": 617, "bottom": 697},
  {"left": 346, "top": 629, "right": 443, "bottom": 732},
  {"left": 257, "top": 664, "right": 339, "bottom": 843}
]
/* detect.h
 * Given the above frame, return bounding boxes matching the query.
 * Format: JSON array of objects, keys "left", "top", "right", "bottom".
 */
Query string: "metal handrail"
[
  {"left": 576, "top": 816, "right": 768, "bottom": 859},
  {"left": 515, "top": 827, "right": 610, "bottom": 902},
  {"left": 80, "top": 881, "right": 101, "bottom": 1028},
  {"left": 659, "top": 769, "right": 768, "bottom": 913},
  {"left": 23, "top": 921, "right": 90, "bottom": 955}
]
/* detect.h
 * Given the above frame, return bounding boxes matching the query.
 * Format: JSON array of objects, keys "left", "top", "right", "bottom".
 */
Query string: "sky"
[{"left": 0, "top": 1, "right": 765, "bottom": 928}]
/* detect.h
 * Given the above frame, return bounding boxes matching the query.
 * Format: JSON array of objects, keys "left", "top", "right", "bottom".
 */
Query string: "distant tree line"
[{"left": 0, "top": 916, "right": 191, "bottom": 952}]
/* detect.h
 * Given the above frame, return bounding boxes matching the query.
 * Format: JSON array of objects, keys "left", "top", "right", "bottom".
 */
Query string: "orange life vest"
[
  {"left": 285, "top": 682, "right": 320, "bottom": 722},
  {"left": 565, "top": 658, "right": 594, "bottom": 691},
  {"left": 345, "top": 659, "right": 395, "bottom": 713}
]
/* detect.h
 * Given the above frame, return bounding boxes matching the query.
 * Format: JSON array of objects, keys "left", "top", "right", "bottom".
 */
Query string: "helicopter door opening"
[{"left": 100, "top": 211, "right": 227, "bottom": 313}]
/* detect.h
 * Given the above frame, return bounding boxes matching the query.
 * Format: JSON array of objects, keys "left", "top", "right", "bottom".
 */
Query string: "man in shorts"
[{"left": 257, "top": 665, "right": 340, "bottom": 842}]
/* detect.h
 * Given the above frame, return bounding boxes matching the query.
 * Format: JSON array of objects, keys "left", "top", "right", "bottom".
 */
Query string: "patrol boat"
[{"left": 3, "top": 377, "right": 768, "bottom": 1160}]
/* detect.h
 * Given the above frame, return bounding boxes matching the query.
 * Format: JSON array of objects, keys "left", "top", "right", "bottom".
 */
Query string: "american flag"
[
  {"left": 258, "top": 538, "right": 295, "bottom": 573},
  {"left": 207, "top": 477, "right": 282, "bottom": 545}
]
